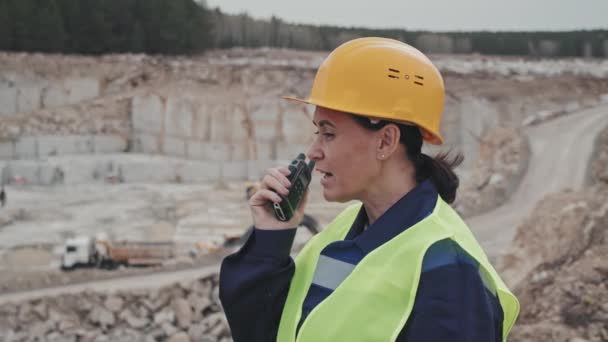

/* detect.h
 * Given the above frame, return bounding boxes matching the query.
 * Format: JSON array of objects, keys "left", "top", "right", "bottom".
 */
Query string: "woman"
[{"left": 220, "top": 37, "right": 519, "bottom": 342}]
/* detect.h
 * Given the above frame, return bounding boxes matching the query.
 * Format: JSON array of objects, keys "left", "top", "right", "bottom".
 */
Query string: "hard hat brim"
[{"left": 282, "top": 95, "right": 443, "bottom": 145}]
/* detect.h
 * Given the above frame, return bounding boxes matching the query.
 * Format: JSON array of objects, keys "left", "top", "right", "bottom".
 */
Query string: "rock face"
[
  {"left": 2, "top": 51, "right": 608, "bottom": 182},
  {"left": 454, "top": 126, "right": 530, "bottom": 218},
  {"left": 0, "top": 275, "right": 232, "bottom": 342},
  {"left": 501, "top": 125, "right": 608, "bottom": 342}
]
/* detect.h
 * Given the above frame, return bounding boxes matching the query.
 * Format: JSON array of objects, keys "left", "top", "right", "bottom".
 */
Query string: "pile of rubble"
[
  {"left": 0, "top": 274, "right": 231, "bottom": 342},
  {"left": 455, "top": 126, "right": 529, "bottom": 218},
  {"left": 502, "top": 125, "right": 608, "bottom": 342}
]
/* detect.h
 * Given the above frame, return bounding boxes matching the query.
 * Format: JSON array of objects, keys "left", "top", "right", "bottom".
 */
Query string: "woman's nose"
[{"left": 306, "top": 141, "right": 323, "bottom": 161}]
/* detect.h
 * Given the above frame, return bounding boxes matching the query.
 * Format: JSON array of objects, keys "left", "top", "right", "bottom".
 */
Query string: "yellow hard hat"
[{"left": 284, "top": 37, "right": 445, "bottom": 145}]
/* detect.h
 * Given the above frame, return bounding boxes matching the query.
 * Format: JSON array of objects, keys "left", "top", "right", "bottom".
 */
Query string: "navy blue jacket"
[{"left": 220, "top": 180, "right": 504, "bottom": 341}]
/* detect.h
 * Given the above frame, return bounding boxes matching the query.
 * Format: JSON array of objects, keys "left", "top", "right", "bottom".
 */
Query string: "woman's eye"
[{"left": 314, "top": 131, "right": 334, "bottom": 139}]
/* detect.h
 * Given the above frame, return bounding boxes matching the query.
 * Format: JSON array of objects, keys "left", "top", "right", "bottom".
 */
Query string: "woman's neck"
[{"left": 360, "top": 164, "right": 417, "bottom": 225}]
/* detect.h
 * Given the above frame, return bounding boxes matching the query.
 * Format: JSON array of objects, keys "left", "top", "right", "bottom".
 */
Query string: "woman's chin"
[{"left": 322, "top": 189, "right": 351, "bottom": 203}]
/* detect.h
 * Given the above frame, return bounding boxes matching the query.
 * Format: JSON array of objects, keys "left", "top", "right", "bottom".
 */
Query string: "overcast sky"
[{"left": 205, "top": 0, "right": 608, "bottom": 31}]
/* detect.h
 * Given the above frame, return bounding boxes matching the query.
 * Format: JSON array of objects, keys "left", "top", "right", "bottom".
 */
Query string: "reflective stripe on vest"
[{"left": 277, "top": 196, "right": 519, "bottom": 342}]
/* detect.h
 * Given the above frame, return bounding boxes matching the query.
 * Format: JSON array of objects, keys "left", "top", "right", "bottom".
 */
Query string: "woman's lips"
[{"left": 318, "top": 169, "right": 333, "bottom": 186}]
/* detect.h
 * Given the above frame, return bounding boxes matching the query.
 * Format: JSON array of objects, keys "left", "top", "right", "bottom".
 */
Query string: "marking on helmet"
[
  {"left": 388, "top": 68, "right": 401, "bottom": 79},
  {"left": 414, "top": 81, "right": 424, "bottom": 86},
  {"left": 415, "top": 75, "right": 424, "bottom": 80}
]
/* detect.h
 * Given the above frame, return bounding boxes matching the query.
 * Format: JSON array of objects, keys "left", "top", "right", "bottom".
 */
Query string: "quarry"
[{"left": 0, "top": 49, "right": 607, "bottom": 341}]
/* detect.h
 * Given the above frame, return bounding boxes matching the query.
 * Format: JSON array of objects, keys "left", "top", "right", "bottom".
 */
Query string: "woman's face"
[{"left": 306, "top": 107, "right": 380, "bottom": 202}]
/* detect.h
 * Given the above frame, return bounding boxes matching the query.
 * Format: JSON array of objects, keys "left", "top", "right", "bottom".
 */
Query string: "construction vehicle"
[{"left": 61, "top": 233, "right": 174, "bottom": 270}]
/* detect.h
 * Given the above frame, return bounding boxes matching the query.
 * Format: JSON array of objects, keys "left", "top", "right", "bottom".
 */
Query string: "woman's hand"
[{"left": 249, "top": 166, "right": 308, "bottom": 230}]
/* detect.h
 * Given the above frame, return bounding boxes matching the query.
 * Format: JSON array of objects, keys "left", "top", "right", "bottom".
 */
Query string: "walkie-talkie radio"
[{"left": 273, "top": 153, "right": 315, "bottom": 222}]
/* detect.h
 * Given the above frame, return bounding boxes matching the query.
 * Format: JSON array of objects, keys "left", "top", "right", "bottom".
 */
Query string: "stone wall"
[
  {"left": 0, "top": 274, "right": 232, "bottom": 342},
  {"left": 0, "top": 74, "right": 100, "bottom": 117},
  {"left": 0, "top": 135, "right": 127, "bottom": 160},
  {"left": 2, "top": 52, "right": 608, "bottom": 183},
  {"left": 0, "top": 154, "right": 282, "bottom": 185},
  {"left": 130, "top": 92, "right": 316, "bottom": 165}
]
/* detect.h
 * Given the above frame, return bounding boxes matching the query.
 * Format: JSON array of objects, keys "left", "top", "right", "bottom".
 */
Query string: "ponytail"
[
  {"left": 412, "top": 152, "right": 463, "bottom": 204},
  {"left": 351, "top": 115, "right": 464, "bottom": 203}
]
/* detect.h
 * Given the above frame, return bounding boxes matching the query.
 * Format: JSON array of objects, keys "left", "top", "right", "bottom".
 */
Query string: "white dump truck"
[{"left": 61, "top": 234, "right": 174, "bottom": 270}]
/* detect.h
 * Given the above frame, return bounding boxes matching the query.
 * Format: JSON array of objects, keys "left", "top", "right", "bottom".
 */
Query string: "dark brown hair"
[{"left": 351, "top": 115, "right": 463, "bottom": 203}]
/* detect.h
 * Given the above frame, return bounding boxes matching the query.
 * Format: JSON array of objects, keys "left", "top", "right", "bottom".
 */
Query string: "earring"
[{"left": 380, "top": 154, "right": 385, "bottom": 159}]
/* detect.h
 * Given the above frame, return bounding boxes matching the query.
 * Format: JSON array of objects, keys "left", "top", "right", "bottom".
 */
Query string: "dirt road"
[
  {"left": 466, "top": 104, "right": 608, "bottom": 260},
  {"left": 0, "top": 264, "right": 219, "bottom": 305}
]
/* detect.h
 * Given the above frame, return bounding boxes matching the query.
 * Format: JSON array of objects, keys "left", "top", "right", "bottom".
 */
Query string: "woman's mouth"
[{"left": 318, "top": 169, "right": 334, "bottom": 185}]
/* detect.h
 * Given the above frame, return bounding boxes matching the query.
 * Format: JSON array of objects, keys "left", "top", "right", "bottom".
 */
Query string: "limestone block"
[
  {"left": 191, "top": 103, "right": 211, "bottom": 140},
  {"left": 42, "top": 85, "right": 68, "bottom": 108},
  {"left": 185, "top": 140, "right": 206, "bottom": 160},
  {"left": 601, "top": 94, "right": 608, "bottom": 104},
  {"left": 165, "top": 98, "right": 194, "bottom": 138},
  {"left": 16, "top": 85, "right": 41, "bottom": 113},
  {"left": 251, "top": 104, "right": 279, "bottom": 121},
  {"left": 245, "top": 159, "right": 279, "bottom": 181},
  {"left": 36, "top": 136, "right": 64, "bottom": 157},
  {"left": 65, "top": 78, "right": 100, "bottom": 104},
  {"left": 209, "top": 105, "right": 248, "bottom": 142},
  {"left": 204, "top": 143, "right": 230, "bottom": 161},
  {"left": 135, "top": 134, "right": 161, "bottom": 154},
  {"left": 163, "top": 137, "right": 186, "bottom": 157},
  {"left": 37, "top": 136, "right": 95, "bottom": 157},
  {"left": 120, "top": 160, "right": 177, "bottom": 183},
  {"left": 212, "top": 141, "right": 274, "bottom": 161},
  {"left": 15, "top": 137, "right": 38, "bottom": 159},
  {"left": 6, "top": 161, "right": 41, "bottom": 184},
  {"left": 0, "top": 141, "right": 14, "bottom": 159},
  {"left": 254, "top": 121, "right": 278, "bottom": 143},
  {"left": 61, "top": 159, "right": 96, "bottom": 184},
  {"left": 281, "top": 105, "right": 315, "bottom": 144},
  {"left": 227, "top": 141, "right": 251, "bottom": 160},
  {"left": 178, "top": 161, "right": 220, "bottom": 182},
  {"left": 221, "top": 161, "right": 249, "bottom": 181},
  {"left": 0, "top": 162, "right": 10, "bottom": 184},
  {"left": 132, "top": 94, "right": 165, "bottom": 133},
  {"left": 232, "top": 107, "right": 250, "bottom": 142},
  {"left": 249, "top": 142, "right": 274, "bottom": 160},
  {"left": 94, "top": 135, "right": 127, "bottom": 153},
  {"left": 39, "top": 165, "right": 64, "bottom": 185},
  {"left": 276, "top": 143, "right": 311, "bottom": 160},
  {"left": 187, "top": 142, "right": 225, "bottom": 161},
  {"left": 0, "top": 86, "right": 18, "bottom": 116}
]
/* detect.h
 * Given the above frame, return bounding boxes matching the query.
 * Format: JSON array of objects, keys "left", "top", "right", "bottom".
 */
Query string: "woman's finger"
[
  {"left": 249, "top": 189, "right": 282, "bottom": 206},
  {"left": 262, "top": 174, "right": 290, "bottom": 196},
  {"left": 267, "top": 168, "right": 292, "bottom": 188},
  {"left": 277, "top": 166, "right": 291, "bottom": 176}
]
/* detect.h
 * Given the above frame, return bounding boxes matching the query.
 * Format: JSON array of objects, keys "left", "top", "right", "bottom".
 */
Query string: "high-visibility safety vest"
[{"left": 277, "top": 196, "right": 519, "bottom": 342}]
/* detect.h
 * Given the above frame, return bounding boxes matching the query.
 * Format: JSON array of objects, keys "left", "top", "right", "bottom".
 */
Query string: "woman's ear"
[{"left": 377, "top": 124, "right": 400, "bottom": 159}]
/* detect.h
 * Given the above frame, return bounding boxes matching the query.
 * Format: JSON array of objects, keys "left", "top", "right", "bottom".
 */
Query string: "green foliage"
[
  {"left": 0, "top": 1, "right": 605, "bottom": 57},
  {"left": 0, "top": 0, "right": 13, "bottom": 49},
  {"left": 208, "top": 9, "right": 608, "bottom": 58},
  {"left": 1, "top": 0, "right": 212, "bottom": 55}
]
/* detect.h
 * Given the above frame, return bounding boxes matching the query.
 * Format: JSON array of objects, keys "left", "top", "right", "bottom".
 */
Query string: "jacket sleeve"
[
  {"left": 219, "top": 228, "right": 297, "bottom": 342},
  {"left": 397, "top": 262, "right": 504, "bottom": 342}
]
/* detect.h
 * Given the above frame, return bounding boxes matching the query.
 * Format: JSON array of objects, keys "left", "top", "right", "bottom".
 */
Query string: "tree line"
[
  {"left": 0, "top": 0, "right": 606, "bottom": 57},
  {"left": 0, "top": 0, "right": 211, "bottom": 54}
]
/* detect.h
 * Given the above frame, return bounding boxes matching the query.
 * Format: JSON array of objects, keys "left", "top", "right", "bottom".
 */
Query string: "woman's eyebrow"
[{"left": 313, "top": 120, "right": 336, "bottom": 128}]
